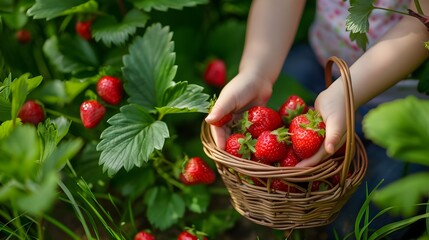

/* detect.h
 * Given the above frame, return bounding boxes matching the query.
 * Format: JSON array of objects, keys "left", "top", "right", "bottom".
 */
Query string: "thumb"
[{"left": 205, "top": 88, "right": 237, "bottom": 124}]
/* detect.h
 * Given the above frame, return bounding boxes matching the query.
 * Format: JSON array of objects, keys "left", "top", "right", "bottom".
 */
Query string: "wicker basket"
[{"left": 201, "top": 56, "right": 368, "bottom": 230}]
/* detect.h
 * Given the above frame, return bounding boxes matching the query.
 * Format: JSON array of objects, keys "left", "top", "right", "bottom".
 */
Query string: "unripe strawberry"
[
  {"left": 203, "top": 59, "right": 227, "bottom": 87},
  {"left": 80, "top": 100, "right": 106, "bottom": 128},
  {"left": 18, "top": 100, "right": 45, "bottom": 125},
  {"left": 96, "top": 75, "right": 124, "bottom": 105},
  {"left": 180, "top": 157, "right": 216, "bottom": 185},
  {"left": 241, "top": 106, "right": 283, "bottom": 138},
  {"left": 134, "top": 231, "right": 156, "bottom": 240},
  {"left": 75, "top": 19, "right": 93, "bottom": 40},
  {"left": 16, "top": 29, "right": 32, "bottom": 44}
]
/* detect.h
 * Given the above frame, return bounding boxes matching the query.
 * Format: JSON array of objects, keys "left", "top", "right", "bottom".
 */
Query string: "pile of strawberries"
[{"left": 213, "top": 95, "right": 345, "bottom": 193}]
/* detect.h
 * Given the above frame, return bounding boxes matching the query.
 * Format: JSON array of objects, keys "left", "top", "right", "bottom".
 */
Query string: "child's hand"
[
  {"left": 205, "top": 71, "right": 274, "bottom": 149},
  {"left": 296, "top": 83, "right": 348, "bottom": 167}
]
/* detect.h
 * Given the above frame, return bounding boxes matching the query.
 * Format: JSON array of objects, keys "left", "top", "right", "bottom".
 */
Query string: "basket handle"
[{"left": 324, "top": 56, "right": 356, "bottom": 188}]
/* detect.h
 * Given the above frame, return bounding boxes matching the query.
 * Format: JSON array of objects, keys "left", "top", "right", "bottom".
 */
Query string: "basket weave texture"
[{"left": 201, "top": 57, "right": 368, "bottom": 230}]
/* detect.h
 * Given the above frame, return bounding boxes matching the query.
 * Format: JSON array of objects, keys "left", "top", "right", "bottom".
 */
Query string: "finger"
[
  {"left": 205, "top": 87, "right": 238, "bottom": 124},
  {"left": 209, "top": 124, "right": 230, "bottom": 149},
  {"left": 324, "top": 118, "right": 344, "bottom": 154}
]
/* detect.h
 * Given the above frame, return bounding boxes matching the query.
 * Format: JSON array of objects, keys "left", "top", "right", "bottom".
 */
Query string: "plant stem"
[
  {"left": 45, "top": 108, "right": 82, "bottom": 124},
  {"left": 373, "top": 6, "right": 409, "bottom": 16},
  {"left": 414, "top": 0, "right": 423, "bottom": 14}
]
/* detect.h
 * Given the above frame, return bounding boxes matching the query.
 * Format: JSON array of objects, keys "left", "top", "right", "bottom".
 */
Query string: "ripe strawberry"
[
  {"left": 271, "top": 179, "right": 300, "bottom": 193},
  {"left": 289, "top": 109, "right": 326, "bottom": 159},
  {"left": 80, "top": 100, "right": 106, "bottom": 128},
  {"left": 75, "top": 19, "right": 93, "bottom": 40},
  {"left": 134, "top": 231, "right": 156, "bottom": 240},
  {"left": 203, "top": 59, "right": 227, "bottom": 87},
  {"left": 254, "top": 127, "right": 290, "bottom": 163},
  {"left": 211, "top": 113, "right": 233, "bottom": 127},
  {"left": 241, "top": 106, "right": 282, "bottom": 138},
  {"left": 250, "top": 177, "right": 266, "bottom": 187},
  {"left": 18, "top": 100, "right": 45, "bottom": 125},
  {"left": 330, "top": 172, "right": 352, "bottom": 186},
  {"left": 225, "top": 133, "right": 255, "bottom": 159},
  {"left": 278, "top": 146, "right": 301, "bottom": 167},
  {"left": 96, "top": 75, "right": 124, "bottom": 105},
  {"left": 310, "top": 180, "right": 330, "bottom": 192},
  {"left": 16, "top": 29, "right": 31, "bottom": 44},
  {"left": 278, "top": 95, "right": 307, "bottom": 125},
  {"left": 180, "top": 157, "right": 216, "bottom": 185},
  {"left": 177, "top": 229, "right": 208, "bottom": 240}
]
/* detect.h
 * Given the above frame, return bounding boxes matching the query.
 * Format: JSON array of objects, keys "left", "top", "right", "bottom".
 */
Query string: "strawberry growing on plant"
[
  {"left": 180, "top": 157, "right": 216, "bottom": 185},
  {"left": 254, "top": 127, "right": 290, "bottom": 163},
  {"left": 16, "top": 29, "right": 31, "bottom": 44},
  {"left": 96, "top": 75, "right": 124, "bottom": 105},
  {"left": 75, "top": 19, "right": 93, "bottom": 40},
  {"left": 177, "top": 227, "right": 208, "bottom": 240},
  {"left": 241, "top": 106, "right": 283, "bottom": 138},
  {"left": 18, "top": 100, "right": 45, "bottom": 125},
  {"left": 134, "top": 230, "right": 156, "bottom": 240},
  {"left": 278, "top": 94, "right": 307, "bottom": 125},
  {"left": 80, "top": 100, "right": 106, "bottom": 128},
  {"left": 289, "top": 109, "right": 326, "bottom": 159},
  {"left": 203, "top": 58, "right": 227, "bottom": 87}
]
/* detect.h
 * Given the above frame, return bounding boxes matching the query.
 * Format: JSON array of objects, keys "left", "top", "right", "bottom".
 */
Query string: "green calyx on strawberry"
[
  {"left": 134, "top": 230, "right": 156, "bottom": 240},
  {"left": 18, "top": 100, "right": 45, "bottom": 125},
  {"left": 180, "top": 157, "right": 216, "bottom": 185},
  {"left": 225, "top": 132, "right": 256, "bottom": 160},
  {"left": 254, "top": 126, "right": 290, "bottom": 163},
  {"left": 178, "top": 227, "right": 208, "bottom": 240},
  {"left": 289, "top": 109, "right": 326, "bottom": 159},
  {"left": 80, "top": 99, "right": 106, "bottom": 128},
  {"left": 96, "top": 75, "right": 124, "bottom": 105},
  {"left": 278, "top": 95, "right": 307, "bottom": 125},
  {"left": 240, "top": 106, "right": 282, "bottom": 138}
]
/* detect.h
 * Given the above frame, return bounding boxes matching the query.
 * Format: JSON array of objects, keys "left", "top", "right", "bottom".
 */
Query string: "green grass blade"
[{"left": 43, "top": 214, "right": 80, "bottom": 240}]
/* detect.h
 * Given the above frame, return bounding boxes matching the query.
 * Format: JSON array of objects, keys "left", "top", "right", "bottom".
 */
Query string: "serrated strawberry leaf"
[
  {"left": 27, "top": 0, "right": 98, "bottom": 20},
  {"left": 97, "top": 104, "right": 169, "bottom": 176},
  {"left": 131, "top": 0, "right": 208, "bottom": 12},
  {"left": 346, "top": 0, "right": 374, "bottom": 50},
  {"left": 362, "top": 96, "right": 429, "bottom": 166},
  {"left": 144, "top": 186, "right": 185, "bottom": 230},
  {"left": 92, "top": 9, "right": 149, "bottom": 47}
]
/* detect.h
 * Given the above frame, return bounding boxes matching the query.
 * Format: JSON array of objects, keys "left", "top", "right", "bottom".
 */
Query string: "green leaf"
[
  {"left": 42, "top": 138, "right": 83, "bottom": 174},
  {"left": 362, "top": 96, "right": 429, "bottom": 165},
  {"left": 183, "top": 185, "right": 210, "bottom": 213},
  {"left": 156, "top": 83, "right": 210, "bottom": 116},
  {"left": 123, "top": 23, "right": 177, "bottom": 109},
  {"left": 92, "top": 9, "right": 149, "bottom": 47},
  {"left": 43, "top": 35, "right": 99, "bottom": 74},
  {"left": 372, "top": 172, "right": 429, "bottom": 217},
  {"left": 132, "top": 0, "right": 208, "bottom": 12},
  {"left": 0, "top": 120, "right": 19, "bottom": 140},
  {"left": 10, "top": 75, "right": 28, "bottom": 122},
  {"left": 144, "top": 186, "right": 185, "bottom": 230},
  {"left": 346, "top": 0, "right": 374, "bottom": 50},
  {"left": 97, "top": 104, "right": 169, "bottom": 176},
  {"left": 27, "top": 0, "right": 98, "bottom": 20}
]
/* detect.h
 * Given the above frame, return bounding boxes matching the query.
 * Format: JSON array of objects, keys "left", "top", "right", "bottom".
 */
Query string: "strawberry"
[
  {"left": 16, "top": 29, "right": 31, "bottom": 44},
  {"left": 278, "top": 95, "right": 307, "bottom": 125},
  {"left": 241, "top": 106, "right": 283, "bottom": 138},
  {"left": 18, "top": 100, "right": 45, "bottom": 125},
  {"left": 177, "top": 228, "right": 208, "bottom": 240},
  {"left": 330, "top": 172, "right": 352, "bottom": 186},
  {"left": 203, "top": 59, "right": 227, "bottom": 87},
  {"left": 75, "top": 19, "right": 93, "bottom": 40},
  {"left": 278, "top": 146, "right": 301, "bottom": 167},
  {"left": 225, "top": 133, "right": 255, "bottom": 159},
  {"left": 271, "top": 179, "right": 300, "bottom": 193},
  {"left": 254, "top": 127, "right": 290, "bottom": 163},
  {"left": 180, "top": 157, "right": 216, "bottom": 185},
  {"left": 289, "top": 109, "right": 326, "bottom": 159},
  {"left": 134, "top": 231, "right": 156, "bottom": 240},
  {"left": 310, "top": 180, "right": 330, "bottom": 192},
  {"left": 211, "top": 113, "right": 233, "bottom": 127},
  {"left": 250, "top": 177, "right": 266, "bottom": 187},
  {"left": 80, "top": 100, "right": 106, "bottom": 128},
  {"left": 96, "top": 75, "right": 124, "bottom": 105}
]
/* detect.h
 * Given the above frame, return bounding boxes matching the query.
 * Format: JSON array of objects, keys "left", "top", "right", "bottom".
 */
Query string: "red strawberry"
[
  {"left": 289, "top": 109, "right": 326, "bottom": 159},
  {"left": 278, "top": 146, "right": 301, "bottom": 167},
  {"left": 18, "top": 100, "right": 45, "bottom": 125},
  {"left": 134, "top": 231, "right": 156, "bottom": 240},
  {"left": 177, "top": 230, "right": 208, "bottom": 240},
  {"left": 330, "top": 172, "right": 352, "bottom": 186},
  {"left": 241, "top": 106, "right": 282, "bottom": 138},
  {"left": 75, "top": 19, "right": 93, "bottom": 40},
  {"left": 278, "top": 95, "right": 307, "bottom": 125},
  {"left": 96, "top": 76, "right": 124, "bottom": 105},
  {"left": 254, "top": 127, "right": 290, "bottom": 163},
  {"left": 203, "top": 59, "right": 227, "bottom": 87},
  {"left": 310, "top": 180, "right": 330, "bottom": 192},
  {"left": 211, "top": 113, "right": 233, "bottom": 127},
  {"left": 80, "top": 100, "right": 106, "bottom": 128},
  {"left": 16, "top": 29, "right": 31, "bottom": 44},
  {"left": 271, "top": 179, "right": 300, "bottom": 193},
  {"left": 225, "top": 133, "right": 255, "bottom": 159},
  {"left": 180, "top": 157, "right": 216, "bottom": 185},
  {"left": 250, "top": 177, "right": 266, "bottom": 187}
]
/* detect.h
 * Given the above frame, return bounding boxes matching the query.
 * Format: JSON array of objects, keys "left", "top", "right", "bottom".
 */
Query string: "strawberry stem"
[{"left": 45, "top": 108, "right": 82, "bottom": 124}]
